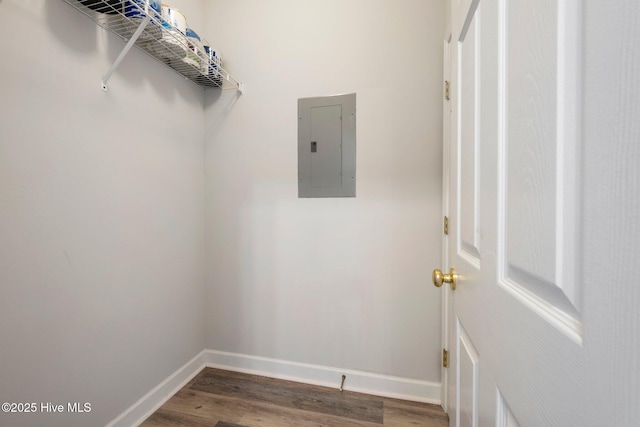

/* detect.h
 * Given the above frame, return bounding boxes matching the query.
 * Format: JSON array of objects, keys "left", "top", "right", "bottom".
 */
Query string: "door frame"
[{"left": 440, "top": 32, "right": 452, "bottom": 413}]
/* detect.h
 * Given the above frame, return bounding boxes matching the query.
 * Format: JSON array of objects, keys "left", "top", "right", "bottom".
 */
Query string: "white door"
[{"left": 441, "top": 0, "right": 586, "bottom": 425}]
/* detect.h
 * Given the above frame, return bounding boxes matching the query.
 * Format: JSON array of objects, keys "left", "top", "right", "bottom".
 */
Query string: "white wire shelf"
[{"left": 62, "top": 0, "right": 243, "bottom": 93}]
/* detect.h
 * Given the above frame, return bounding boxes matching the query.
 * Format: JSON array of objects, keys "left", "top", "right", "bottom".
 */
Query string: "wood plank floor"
[{"left": 141, "top": 368, "right": 448, "bottom": 427}]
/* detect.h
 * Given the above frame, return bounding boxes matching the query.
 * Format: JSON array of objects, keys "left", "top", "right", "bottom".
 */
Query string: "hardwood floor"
[{"left": 141, "top": 368, "right": 449, "bottom": 427}]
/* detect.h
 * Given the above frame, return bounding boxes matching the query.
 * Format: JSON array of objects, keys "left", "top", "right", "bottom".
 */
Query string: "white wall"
[
  {"left": 0, "top": 1, "right": 206, "bottom": 426},
  {"left": 203, "top": 0, "right": 445, "bottom": 384}
]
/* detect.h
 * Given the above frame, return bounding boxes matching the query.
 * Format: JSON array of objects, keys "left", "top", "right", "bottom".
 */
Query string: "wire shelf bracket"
[{"left": 101, "top": 14, "right": 151, "bottom": 91}]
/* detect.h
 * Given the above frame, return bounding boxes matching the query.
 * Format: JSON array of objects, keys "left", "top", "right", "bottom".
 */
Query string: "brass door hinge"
[
  {"left": 444, "top": 81, "right": 450, "bottom": 100},
  {"left": 444, "top": 216, "right": 449, "bottom": 235},
  {"left": 443, "top": 349, "right": 449, "bottom": 368}
]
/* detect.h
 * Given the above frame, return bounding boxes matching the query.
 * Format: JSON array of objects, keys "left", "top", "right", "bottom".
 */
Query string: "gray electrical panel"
[{"left": 298, "top": 93, "right": 356, "bottom": 198}]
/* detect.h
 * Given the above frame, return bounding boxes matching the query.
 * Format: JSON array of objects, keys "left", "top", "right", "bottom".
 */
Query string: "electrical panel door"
[{"left": 298, "top": 93, "right": 356, "bottom": 198}]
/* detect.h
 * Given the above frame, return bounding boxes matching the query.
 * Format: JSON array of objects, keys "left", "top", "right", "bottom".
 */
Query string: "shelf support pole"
[{"left": 101, "top": 14, "right": 152, "bottom": 91}]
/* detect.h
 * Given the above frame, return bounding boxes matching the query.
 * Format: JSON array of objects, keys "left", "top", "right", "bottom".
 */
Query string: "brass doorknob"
[{"left": 432, "top": 268, "right": 457, "bottom": 290}]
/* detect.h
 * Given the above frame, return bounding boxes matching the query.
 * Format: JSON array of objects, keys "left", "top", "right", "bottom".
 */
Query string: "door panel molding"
[
  {"left": 496, "top": 388, "right": 521, "bottom": 427},
  {"left": 495, "top": 0, "right": 583, "bottom": 344},
  {"left": 457, "top": 320, "right": 479, "bottom": 427},
  {"left": 457, "top": 1, "right": 481, "bottom": 267}
]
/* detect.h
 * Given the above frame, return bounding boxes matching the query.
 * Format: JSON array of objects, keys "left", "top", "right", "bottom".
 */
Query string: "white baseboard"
[
  {"left": 204, "top": 349, "right": 441, "bottom": 404},
  {"left": 107, "top": 348, "right": 442, "bottom": 426},
  {"left": 106, "top": 350, "right": 206, "bottom": 427}
]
